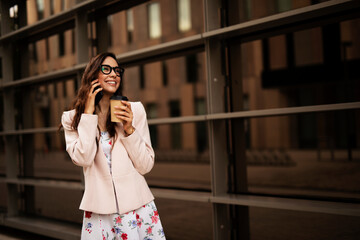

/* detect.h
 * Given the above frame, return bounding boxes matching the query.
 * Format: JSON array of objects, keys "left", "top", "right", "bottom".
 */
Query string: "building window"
[
  {"left": 147, "top": 103, "right": 158, "bottom": 148},
  {"left": 177, "top": 0, "right": 191, "bottom": 32},
  {"left": 53, "top": 82, "right": 58, "bottom": 98},
  {"left": 29, "top": 42, "right": 38, "bottom": 62},
  {"left": 186, "top": 54, "right": 198, "bottom": 83},
  {"left": 58, "top": 32, "right": 65, "bottom": 56},
  {"left": 139, "top": 65, "right": 145, "bottom": 89},
  {"left": 9, "top": 4, "right": 18, "bottom": 18},
  {"left": 169, "top": 101, "right": 182, "bottom": 149},
  {"left": 71, "top": 29, "right": 75, "bottom": 53},
  {"left": 108, "top": 15, "right": 113, "bottom": 47},
  {"left": 195, "top": 98, "right": 207, "bottom": 152},
  {"left": 45, "top": 38, "right": 50, "bottom": 60},
  {"left": 50, "top": 0, "right": 55, "bottom": 15},
  {"left": 36, "top": 0, "right": 44, "bottom": 20},
  {"left": 61, "top": 0, "right": 65, "bottom": 11},
  {"left": 126, "top": 10, "right": 134, "bottom": 43},
  {"left": 162, "top": 61, "right": 168, "bottom": 86},
  {"left": 277, "top": 0, "right": 292, "bottom": 13},
  {"left": 148, "top": 3, "right": 162, "bottom": 39},
  {"left": 9, "top": 4, "right": 19, "bottom": 30},
  {"left": 62, "top": 81, "right": 67, "bottom": 98}
]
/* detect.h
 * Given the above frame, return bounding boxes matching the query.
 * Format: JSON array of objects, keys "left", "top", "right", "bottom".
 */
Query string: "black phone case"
[{"left": 94, "top": 86, "right": 103, "bottom": 105}]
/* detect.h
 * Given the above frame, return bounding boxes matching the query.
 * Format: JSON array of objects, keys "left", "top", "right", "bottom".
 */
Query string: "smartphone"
[{"left": 93, "top": 85, "right": 103, "bottom": 105}]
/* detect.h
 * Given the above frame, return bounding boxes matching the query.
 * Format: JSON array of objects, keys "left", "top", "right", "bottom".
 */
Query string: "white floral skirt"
[{"left": 81, "top": 201, "right": 166, "bottom": 240}]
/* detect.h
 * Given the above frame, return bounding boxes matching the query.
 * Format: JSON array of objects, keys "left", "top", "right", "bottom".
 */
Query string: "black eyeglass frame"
[{"left": 100, "top": 64, "right": 125, "bottom": 77}]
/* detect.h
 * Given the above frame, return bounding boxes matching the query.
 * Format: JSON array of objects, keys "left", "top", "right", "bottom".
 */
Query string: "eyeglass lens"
[{"left": 101, "top": 65, "right": 123, "bottom": 77}]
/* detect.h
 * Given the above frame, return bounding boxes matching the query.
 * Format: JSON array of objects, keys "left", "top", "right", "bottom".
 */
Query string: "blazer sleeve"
[
  {"left": 120, "top": 102, "right": 155, "bottom": 175},
  {"left": 61, "top": 110, "right": 99, "bottom": 167}
]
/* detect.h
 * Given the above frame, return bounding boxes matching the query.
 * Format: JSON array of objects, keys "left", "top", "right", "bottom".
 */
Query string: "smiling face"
[{"left": 98, "top": 56, "right": 121, "bottom": 95}]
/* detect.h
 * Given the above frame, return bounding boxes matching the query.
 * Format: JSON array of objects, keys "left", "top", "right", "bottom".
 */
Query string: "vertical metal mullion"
[
  {"left": 227, "top": 1, "right": 250, "bottom": 239},
  {"left": 96, "top": 14, "right": 110, "bottom": 53},
  {"left": 1, "top": 0, "right": 19, "bottom": 217},
  {"left": 75, "top": 8, "right": 89, "bottom": 185},
  {"left": 204, "top": 0, "right": 230, "bottom": 239},
  {"left": 17, "top": 0, "right": 36, "bottom": 216}
]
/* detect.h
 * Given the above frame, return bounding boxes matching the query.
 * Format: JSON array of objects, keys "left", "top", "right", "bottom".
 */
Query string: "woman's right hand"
[{"left": 84, "top": 79, "right": 102, "bottom": 114}]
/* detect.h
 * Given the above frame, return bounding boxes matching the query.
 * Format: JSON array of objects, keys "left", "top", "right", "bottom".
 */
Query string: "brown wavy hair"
[{"left": 70, "top": 52, "right": 123, "bottom": 138}]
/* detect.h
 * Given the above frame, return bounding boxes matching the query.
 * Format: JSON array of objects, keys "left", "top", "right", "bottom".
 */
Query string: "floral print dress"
[{"left": 81, "top": 132, "right": 166, "bottom": 240}]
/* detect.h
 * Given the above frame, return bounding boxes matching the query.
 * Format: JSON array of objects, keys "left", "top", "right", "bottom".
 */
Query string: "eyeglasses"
[{"left": 100, "top": 64, "right": 124, "bottom": 77}]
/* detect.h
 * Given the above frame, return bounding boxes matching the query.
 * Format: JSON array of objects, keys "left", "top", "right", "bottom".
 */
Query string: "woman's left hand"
[{"left": 114, "top": 101, "right": 135, "bottom": 136}]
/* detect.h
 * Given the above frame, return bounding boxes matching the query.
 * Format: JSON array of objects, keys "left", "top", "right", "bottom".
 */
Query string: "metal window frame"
[
  {"left": 1, "top": 0, "right": 360, "bottom": 239},
  {"left": 1, "top": 0, "right": 359, "bottom": 88},
  {"left": 0, "top": 102, "right": 359, "bottom": 135}
]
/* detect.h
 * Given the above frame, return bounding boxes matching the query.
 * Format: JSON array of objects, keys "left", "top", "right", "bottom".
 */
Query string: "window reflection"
[
  {"left": 9, "top": 4, "right": 19, "bottom": 30},
  {"left": 249, "top": 207, "right": 360, "bottom": 240},
  {"left": 241, "top": 20, "right": 360, "bottom": 110},
  {"left": 58, "top": 32, "right": 65, "bottom": 57},
  {"left": 124, "top": 52, "right": 207, "bottom": 111},
  {"left": 22, "top": 79, "right": 76, "bottom": 131},
  {"left": 123, "top": 52, "right": 208, "bottom": 164},
  {"left": 145, "top": 121, "right": 210, "bottom": 190},
  {"left": 28, "top": 30, "right": 76, "bottom": 77},
  {"left": 108, "top": 1, "right": 204, "bottom": 55},
  {"left": 177, "top": 0, "right": 191, "bottom": 32},
  {"left": 148, "top": 3, "right": 162, "bottom": 39},
  {"left": 36, "top": 0, "right": 44, "bottom": 20},
  {"left": 32, "top": 133, "right": 78, "bottom": 181},
  {"left": 108, "top": 15, "right": 113, "bottom": 47},
  {"left": 50, "top": 0, "right": 55, "bottom": 15},
  {"left": 229, "top": 0, "right": 331, "bottom": 24},
  {"left": 9, "top": 4, "right": 18, "bottom": 18},
  {"left": 126, "top": 10, "right": 134, "bottom": 43},
  {"left": 246, "top": 111, "right": 360, "bottom": 200},
  {"left": 146, "top": 103, "right": 158, "bottom": 148},
  {"left": 169, "top": 101, "right": 181, "bottom": 149}
]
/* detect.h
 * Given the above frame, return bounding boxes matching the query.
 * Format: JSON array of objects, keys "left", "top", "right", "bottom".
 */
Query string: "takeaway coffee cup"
[{"left": 110, "top": 95, "right": 129, "bottom": 123}]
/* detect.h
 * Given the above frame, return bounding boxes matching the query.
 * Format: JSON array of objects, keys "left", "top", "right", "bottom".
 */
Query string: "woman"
[{"left": 61, "top": 52, "right": 166, "bottom": 239}]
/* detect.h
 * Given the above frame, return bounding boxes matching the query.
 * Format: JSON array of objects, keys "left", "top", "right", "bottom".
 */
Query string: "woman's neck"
[
  {"left": 97, "top": 93, "right": 111, "bottom": 131},
  {"left": 98, "top": 94, "right": 111, "bottom": 112}
]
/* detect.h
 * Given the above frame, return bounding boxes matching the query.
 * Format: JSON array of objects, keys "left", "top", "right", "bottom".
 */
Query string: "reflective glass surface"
[
  {"left": 123, "top": 53, "right": 210, "bottom": 189},
  {"left": 155, "top": 199, "right": 213, "bottom": 240},
  {"left": 228, "top": 0, "right": 331, "bottom": 25},
  {"left": 0, "top": 183, "right": 7, "bottom": 208},
  {"left": 245, "top": 111, "right": 360, "bottom": 201},
  {"left": 107, "top": 0, "right": 204, "bottom": 55},
  {"left": 17, "top": 79, "right": 76, "bottom": 129},
  {"left": 27, "top": 30, "right": 76, "bottom": 78},
  {"left": 32, "top": 133, "right": 79, "bottom": 181},
  {"left": 34, "top": 186, "right": 83, "bottom": 223},
  {"left": 249, "top": 207, "right": 360, "bottom": 240},
  {"left": 239, "top": 19, "right": 360, "bottom": 110}
]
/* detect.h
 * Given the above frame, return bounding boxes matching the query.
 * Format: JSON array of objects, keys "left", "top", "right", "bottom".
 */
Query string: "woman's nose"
[{"left": 109, "top": 69, "right": 117, "bottom": 77}]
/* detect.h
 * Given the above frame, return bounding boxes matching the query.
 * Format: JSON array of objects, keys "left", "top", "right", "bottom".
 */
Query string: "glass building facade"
[{"left": 0, "top": 0, "right": 360, "bottom": 239}]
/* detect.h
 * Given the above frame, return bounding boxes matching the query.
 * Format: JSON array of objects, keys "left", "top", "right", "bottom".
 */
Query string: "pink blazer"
[{"left": 61, "top": 102, "right": 154, "bottom": 214}]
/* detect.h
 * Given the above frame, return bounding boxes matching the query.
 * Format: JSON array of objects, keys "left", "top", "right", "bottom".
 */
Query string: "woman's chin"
[{"left": 103, "top": 87, "right": 118, "bottom": 94}]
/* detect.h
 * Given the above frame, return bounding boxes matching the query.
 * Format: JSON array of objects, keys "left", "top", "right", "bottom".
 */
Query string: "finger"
[
  {"left": 114, "top": 111, "right": 131, "bottom": 118},
  {"left": 89, "top": 82, "right": 101, "bottom": 94},
  {"left": 94, "top": 87, "right": 103, "bottom": 94},
  {"left": 114, "top": 105, "right": 127, "bottom": 110},
  {"left": 115, "top": 106, "right": 132, "bottom": 115},
  {"left": 122, "top": 101, "right": 131, "bottom": 109},
  {"left": 116, "top": 115, "right": 132, "bottom": 123},
  {"left": 116, "top": 105, "right": 131, "bottom": 112},
  {"left": 114, "top": 112, "right": 133, "bottom": 122},
  {"left": 91, "top": 79, "right": 99, "bottom": 85}
]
